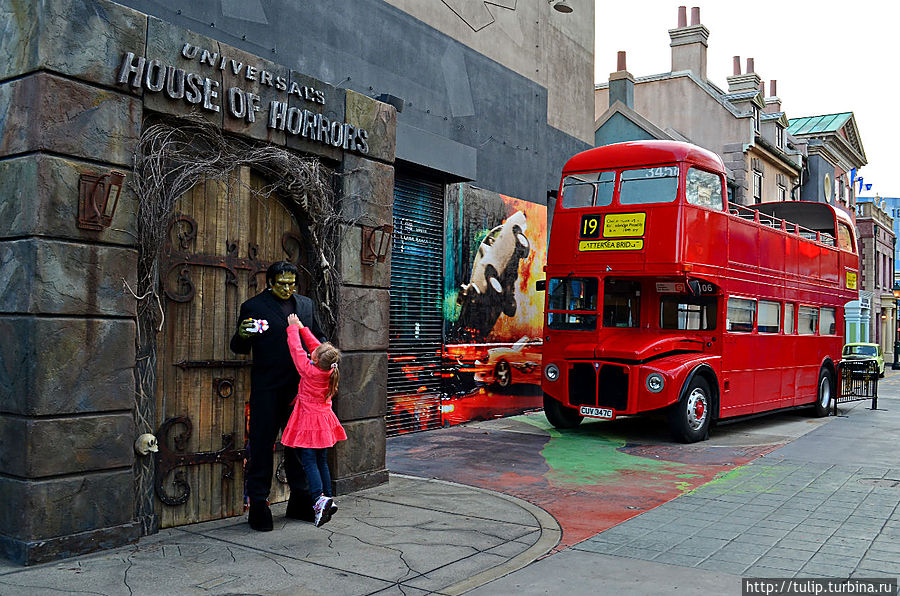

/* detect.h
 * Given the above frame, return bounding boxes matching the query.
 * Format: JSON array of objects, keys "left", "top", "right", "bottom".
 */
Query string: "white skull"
[{"left": 134, "top": 433, "right": 159, "bottom": 456}]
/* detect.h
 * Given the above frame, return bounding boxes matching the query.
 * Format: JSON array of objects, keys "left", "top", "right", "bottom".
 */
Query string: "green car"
[{"left": 842, "top": 342, "right": 885, "bottom": 377}]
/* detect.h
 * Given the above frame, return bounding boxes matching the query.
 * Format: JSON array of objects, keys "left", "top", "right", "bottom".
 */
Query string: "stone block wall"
[
  {"left": 332, "top": 94, "right": 397, "bottom": 493},
  {"left": 0, "top": 0, "right": 145, "bottom": 565},
  {"left": 0, "top": 0, "right": 397, "bottom": 564}
]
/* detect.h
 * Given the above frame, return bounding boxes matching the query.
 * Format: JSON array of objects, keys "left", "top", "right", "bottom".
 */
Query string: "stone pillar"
[
  {"left": 332, "top": 90, "right": 397, "bottom": 493},
  {"left": 0, "top": 0, "right": 144, "bottom": 565}
]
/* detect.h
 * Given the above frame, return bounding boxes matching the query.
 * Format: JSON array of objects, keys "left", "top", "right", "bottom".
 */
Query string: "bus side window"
[
  {"left": 686, "top": 168, "right": 724, "bottom": 210},
  {"left": 837, "top": 223, "right": 855, "bottom": 252},
  {"left": 660, "top": 296, "right": 717, "bottom": 330},
  {"left": 798, "top": 306, "right": 819, "bottom": 335},
  {"left": 726, "top": 297, "right": 755, "bottom": 332},
  {"left": 819, "top": 307, "right": 836, "bottom": 335},
  {"left": 758, "top": 300, "right": 780, "bottom": 333},
  {"left": 784, "top": 303, "right": 795, "bottom": 334}
]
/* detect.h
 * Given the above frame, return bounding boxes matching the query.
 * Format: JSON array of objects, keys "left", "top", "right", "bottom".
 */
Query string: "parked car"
[
  {"left": 473, "top": 336, "right": 543, "bottom": 389},
  {"left": 842, "top": 342, "right": 885, "bottom": 377}
]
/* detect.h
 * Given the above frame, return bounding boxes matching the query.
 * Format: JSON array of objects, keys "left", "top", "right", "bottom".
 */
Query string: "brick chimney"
[
  {"left": 608, "top": 50, "right": 635, "bottom": 109},
  {"left": 669, "top": 6, "right": 709, "bottom": 80},
  {"left": 727, "top": 56, "right": 762, "bottom": 93},
  {"left": 765, "top": 80, "right": 782, "bottom": 113}
]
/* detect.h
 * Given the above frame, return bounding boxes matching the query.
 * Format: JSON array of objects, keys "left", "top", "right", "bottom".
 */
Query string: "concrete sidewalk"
[
  {"left": 469, "top": 379, "right": 900, "bottom": 595},
  {"left": 0, "top": 475, "right": 559, "bottom": 595}
]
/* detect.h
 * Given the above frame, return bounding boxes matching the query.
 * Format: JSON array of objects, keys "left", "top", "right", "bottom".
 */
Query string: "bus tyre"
[
  {"left": 669, "top": 377, "right": 712, "bottom": 443},
  {"left": 813, "top": 368, "right": 834, "bottom": 418},
  {"left": 544, "top": 393, "right": 583, "bottom": 429}
]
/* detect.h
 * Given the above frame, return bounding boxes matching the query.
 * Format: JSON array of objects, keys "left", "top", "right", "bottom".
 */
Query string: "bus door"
[
  {"left": 753, "top": 299, "right": 787, "bottom": 412},
  {"left": 722, "top": 296, "right": 756, "bottom": 417}
]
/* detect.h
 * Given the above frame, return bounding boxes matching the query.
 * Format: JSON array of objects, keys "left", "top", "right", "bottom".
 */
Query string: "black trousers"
[{"left": 245, "top": 383, "right": 310, "bottom": 504}]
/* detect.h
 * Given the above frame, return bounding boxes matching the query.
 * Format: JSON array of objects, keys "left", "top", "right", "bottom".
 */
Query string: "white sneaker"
[{"left": 314, "top": 496, "right": 334, "bottom": 527}]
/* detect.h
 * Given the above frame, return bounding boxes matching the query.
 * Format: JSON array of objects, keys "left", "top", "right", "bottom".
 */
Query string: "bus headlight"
[
  {"left": 646, "top": 373, "right": 665, "bottom": 393},
  {"left": 544, "top": 363, "right": 560, "bottom": 381}
]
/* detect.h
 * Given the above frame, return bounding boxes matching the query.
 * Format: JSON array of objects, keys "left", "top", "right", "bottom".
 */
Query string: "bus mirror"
[{"left": 536, "top": 279, "right": 546, "bottom": 292}]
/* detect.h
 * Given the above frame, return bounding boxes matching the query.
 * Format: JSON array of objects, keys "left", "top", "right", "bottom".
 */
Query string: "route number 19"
[{"left": 580, "top": 214, "right": 601, "bottom": 239}]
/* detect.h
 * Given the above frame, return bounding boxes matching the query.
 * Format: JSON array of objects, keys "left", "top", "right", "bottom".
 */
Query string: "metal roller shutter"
[{"left": 386, "top": 173, "right": 445, "bottom": 436}]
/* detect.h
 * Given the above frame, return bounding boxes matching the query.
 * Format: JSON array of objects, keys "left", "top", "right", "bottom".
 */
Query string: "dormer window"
[
  {"left": 753, "top": 106, "right": 761, "bottom": 133},
  {"left": 775, "top": 124, "right": 784, "bottom": 149}
]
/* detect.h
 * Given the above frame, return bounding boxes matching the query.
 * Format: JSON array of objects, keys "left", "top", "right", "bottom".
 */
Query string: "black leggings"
[{"left": 245, "top": 383, "right": 309, "bottom": 504}]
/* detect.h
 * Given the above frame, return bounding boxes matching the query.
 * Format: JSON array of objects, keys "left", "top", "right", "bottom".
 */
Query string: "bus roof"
[{"left": 563, "top": 140, "right": 725, "bottom": 175}]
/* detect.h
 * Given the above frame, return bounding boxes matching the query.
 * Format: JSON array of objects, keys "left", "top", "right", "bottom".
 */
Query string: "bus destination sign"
[{"left": 579, "top": 238, "right": 643, "bottom": 251}]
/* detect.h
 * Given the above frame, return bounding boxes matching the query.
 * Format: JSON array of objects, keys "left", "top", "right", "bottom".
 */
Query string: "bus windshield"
[
  {"left": 547, "top": 277, "right": 598, "bottom": 330},
  {"left": 603, "top": 278, "right": 640, "bottom": 327}
]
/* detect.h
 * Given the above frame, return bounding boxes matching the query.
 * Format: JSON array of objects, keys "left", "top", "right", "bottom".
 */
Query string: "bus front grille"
[
  {"left": 569, "top": 363, "right": 596, "bottom": 406},
  {"left": 568, "top": 362, "right": 629, "bottom": 411},
  {"left": 598, "top": 364, "right": 628, "bottom": 411}
]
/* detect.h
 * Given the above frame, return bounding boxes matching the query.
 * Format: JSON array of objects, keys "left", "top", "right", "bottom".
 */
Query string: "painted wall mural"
[{"left": 442, "top": 184, "right": 548, "bottom": 426}]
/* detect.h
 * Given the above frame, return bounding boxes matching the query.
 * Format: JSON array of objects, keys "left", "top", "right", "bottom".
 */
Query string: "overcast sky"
[{"left": 593, "top": 0, "right": 897, "bottom": 199}]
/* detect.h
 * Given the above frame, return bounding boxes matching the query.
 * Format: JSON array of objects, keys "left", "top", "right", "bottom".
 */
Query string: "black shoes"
[
  {"left": 285, "top": 493, "right": 315, "bottom": 522},
  {"left": 248, "top": 500, "right": 273, "bottom": 531}
]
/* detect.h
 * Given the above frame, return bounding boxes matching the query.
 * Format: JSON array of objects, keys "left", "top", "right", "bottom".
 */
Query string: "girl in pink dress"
[{"left": 283, "top": 313, "right": 347, "bottom": 527}]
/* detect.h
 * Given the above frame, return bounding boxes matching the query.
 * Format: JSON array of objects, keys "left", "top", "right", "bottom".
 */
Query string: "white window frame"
[{"left": 753, "top": 171, "right": 763, "bottom": 203}]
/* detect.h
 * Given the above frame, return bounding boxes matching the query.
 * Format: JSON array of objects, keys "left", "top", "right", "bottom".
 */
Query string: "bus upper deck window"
[
  {"left": 560, "top": 171, "right": 614, "bottom": 208},
  {"left": 619, "top": 166, "right": 679, "bottom": 205},
  {"left": 686, "top": 168, "right": 724, "bottom": 210},
  {"left": 837, "top": 223, "right": 855, "bottom": 252},
  {"left": 603, "top": 278, "right": 641, "bottom": 328}
]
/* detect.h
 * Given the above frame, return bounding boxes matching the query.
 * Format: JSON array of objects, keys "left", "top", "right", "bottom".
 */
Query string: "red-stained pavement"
[{"left": 386, "top": 410, "right": 818, "bottom": 549}]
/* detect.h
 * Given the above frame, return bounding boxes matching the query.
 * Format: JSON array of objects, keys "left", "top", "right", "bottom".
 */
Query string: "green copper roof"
[{"left": 787, "top": 112, "right": 853, "bottom": 135}]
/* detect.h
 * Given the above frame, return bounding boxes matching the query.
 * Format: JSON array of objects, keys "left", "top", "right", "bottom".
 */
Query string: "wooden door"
[{"left": 154, "top": 167, "right": 308, "bottom": 528}]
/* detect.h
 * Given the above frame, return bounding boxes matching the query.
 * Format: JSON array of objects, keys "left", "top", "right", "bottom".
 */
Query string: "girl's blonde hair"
[{"left": 313, "top": 342, "right": 341, "bottom": 399}]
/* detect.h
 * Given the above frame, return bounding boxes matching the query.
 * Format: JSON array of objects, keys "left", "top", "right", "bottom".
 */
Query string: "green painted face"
[{"left": 270, "top": 272, "right": 296, "bottom": 300}]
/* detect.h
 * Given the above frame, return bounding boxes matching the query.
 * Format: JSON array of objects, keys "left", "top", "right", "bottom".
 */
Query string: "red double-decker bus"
[{"left": 541, "top": 140, "right": 859, "bottom": 442}]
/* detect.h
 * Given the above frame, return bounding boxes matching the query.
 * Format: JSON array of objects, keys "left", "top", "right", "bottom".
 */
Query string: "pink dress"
[{"left": 281, "top": 326, "right": 347, "bottom": 449}]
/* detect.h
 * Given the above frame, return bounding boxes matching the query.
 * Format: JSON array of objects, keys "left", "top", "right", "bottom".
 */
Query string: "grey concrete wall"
[
  {"left": 384, "top": 0, "right": 594, "bottom": 144},
  {"left": 113, "top": 0, "right": 591, "bottom": 206}
]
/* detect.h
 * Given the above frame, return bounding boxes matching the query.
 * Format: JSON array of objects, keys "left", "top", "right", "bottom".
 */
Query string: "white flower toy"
[{"left": 249, "top": 319, "right": 269, "bottom": 333}]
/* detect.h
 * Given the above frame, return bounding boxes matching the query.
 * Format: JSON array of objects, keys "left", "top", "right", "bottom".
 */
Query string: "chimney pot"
[
  {"left": 770, "top": 80, "right": 777, "bottom": 96},
  {"left": 746, "top": 57, "right": 755, "bottom": 73},
  {"left": 690, "top": 7, "right": 700, "bottom": 25},
  {"left": 677, "top": 6, "right": 687, "bottom": 27},
  {"left": 759, "top": 82, "right": 765, "bottom": 96},
  {"left": 733, "top": 56, "right": 741, "bottom": 75},
  {"left": 617, "top": 51, "right": 627, "bottom": 72}
]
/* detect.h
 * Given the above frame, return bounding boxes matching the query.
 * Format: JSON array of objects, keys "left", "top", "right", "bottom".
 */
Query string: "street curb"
[{"left": 389, "top": 474, "right": 562, "bottom": 595}]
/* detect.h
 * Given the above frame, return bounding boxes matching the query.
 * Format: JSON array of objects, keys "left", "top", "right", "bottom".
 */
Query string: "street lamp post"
[{"left": 893, "top": 283, "right": 900, "bottom": 370}]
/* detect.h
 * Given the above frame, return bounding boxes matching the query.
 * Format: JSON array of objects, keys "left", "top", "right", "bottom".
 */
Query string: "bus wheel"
[
  {"left": 813, "top": 368, "right": 833, "bottom": 417},
  {"left": 669, "top": 377, "right": 712, "bottom": 443},
  {"left": 544, "top": 393, "right": 583, "bottom": 429}
]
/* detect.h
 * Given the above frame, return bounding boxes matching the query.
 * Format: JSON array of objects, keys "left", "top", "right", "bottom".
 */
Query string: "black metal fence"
[{"left": 835, "top": 360, "right": 879, "bottom": 415}]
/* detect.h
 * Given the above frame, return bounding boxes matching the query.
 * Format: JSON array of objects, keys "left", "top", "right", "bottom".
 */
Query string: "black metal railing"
[{"left": 835, "top": 360, "right": 879, "bottom": 415}]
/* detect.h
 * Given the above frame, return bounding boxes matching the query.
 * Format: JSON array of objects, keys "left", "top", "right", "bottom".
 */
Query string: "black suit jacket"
[{"left": 230, "top": 290, "right": 325, "bottom": 391}]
